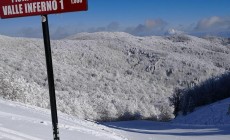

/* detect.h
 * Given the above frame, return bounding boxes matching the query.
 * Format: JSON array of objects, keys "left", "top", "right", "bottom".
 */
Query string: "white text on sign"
[
  {"left": 0, "top": 0, "right": 88, "bottom": 19},
  {"left": 1, "top": 0, "right": 65, "bottom": 16}
]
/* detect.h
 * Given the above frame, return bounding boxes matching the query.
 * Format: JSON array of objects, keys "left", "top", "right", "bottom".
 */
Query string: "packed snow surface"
[
  {"left": 0, "top": 98, "right": 229, "bottom": 140},
  {"left": 106, "top": 98, "right": 230, "bottom": 140},
  {"left": 0, "top": 99, "right": 127, "bottom": 140},
  {"left": 0, "top": 32, "right": 230, "bottom": 121}
]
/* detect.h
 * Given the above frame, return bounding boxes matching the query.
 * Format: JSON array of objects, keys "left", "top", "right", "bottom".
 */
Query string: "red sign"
[{"left": 0, "top": 0, "right": 88, "bottom": 19}]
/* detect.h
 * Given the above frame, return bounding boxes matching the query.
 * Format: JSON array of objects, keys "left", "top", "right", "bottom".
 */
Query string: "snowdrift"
[{"left": 0, "top": 32, "right": 229, "bottom": 121}]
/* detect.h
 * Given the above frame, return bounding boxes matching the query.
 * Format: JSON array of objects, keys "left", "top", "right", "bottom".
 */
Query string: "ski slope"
[
  {"left": 0, "top": 99, "right": 127, "bottom": 140},
  {"left": 106, "top": 98, "right": 230, "bottom": 140},
  {"left": 0, "top": 98, "right": 229, "bottom": 140},
  {"left": 105, "top": 121, "right": 230, "bottom": 140}
]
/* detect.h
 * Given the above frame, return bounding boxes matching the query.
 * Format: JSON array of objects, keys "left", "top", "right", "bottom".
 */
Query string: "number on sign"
[{"left": 59, "top": 0, "right": 64, "bottom": 9}]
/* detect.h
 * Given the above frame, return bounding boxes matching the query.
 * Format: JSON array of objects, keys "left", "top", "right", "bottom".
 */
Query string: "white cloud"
[
  {"left": 145, "top": 19, "right": 167, "bottom": 29},
  {"left": 195, "top": 16, "right": 230, "bottom": 31},
  {"left": 125, "top": 19, "right": 167, "bottom": 36}
]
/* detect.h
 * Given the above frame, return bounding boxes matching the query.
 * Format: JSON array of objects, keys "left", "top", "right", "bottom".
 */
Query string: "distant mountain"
[{"left": 191, "top": 31, "right": 230, "bottom": 38}]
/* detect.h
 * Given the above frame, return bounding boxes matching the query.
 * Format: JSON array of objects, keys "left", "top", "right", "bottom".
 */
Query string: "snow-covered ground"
[
  {"left": 0, "top": 98, "right": 229, "bottom": 140},
  {"left": 0, "top": 32, "right": 229, "bottom": 121},
  {"left": 0, "top": 99, "right": 127, "bottom": 140},
  {"left": 106, "top": 121, "right": 230, "bottom": 140},
  {"left": 106, "top": 98, "right": 230, "bottom": 140},
  {"left": 173, "top": 98, "right": 230, "bottom": 125}
]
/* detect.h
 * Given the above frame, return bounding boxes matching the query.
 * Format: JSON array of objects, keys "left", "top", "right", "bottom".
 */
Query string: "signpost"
[
  {"left": 1, "top": 0, "right": 88, "bottom": 140},
  {"left": 0, "top": 0, "right": 88, "bottom": 19}
]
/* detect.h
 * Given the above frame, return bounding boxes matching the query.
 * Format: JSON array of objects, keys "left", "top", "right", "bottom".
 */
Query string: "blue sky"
[{"left": 0, "top": 0, "right": 230, "bottom": 39}]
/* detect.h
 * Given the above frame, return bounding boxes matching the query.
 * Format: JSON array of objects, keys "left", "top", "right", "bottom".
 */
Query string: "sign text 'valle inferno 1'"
[{"left": 0, "top": 0, "right": 88, "bottom": 19}]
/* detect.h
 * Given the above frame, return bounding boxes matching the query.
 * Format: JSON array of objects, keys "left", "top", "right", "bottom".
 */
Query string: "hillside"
[{"left": 0, "top": 32, "right": 229, "bottom": 121}]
